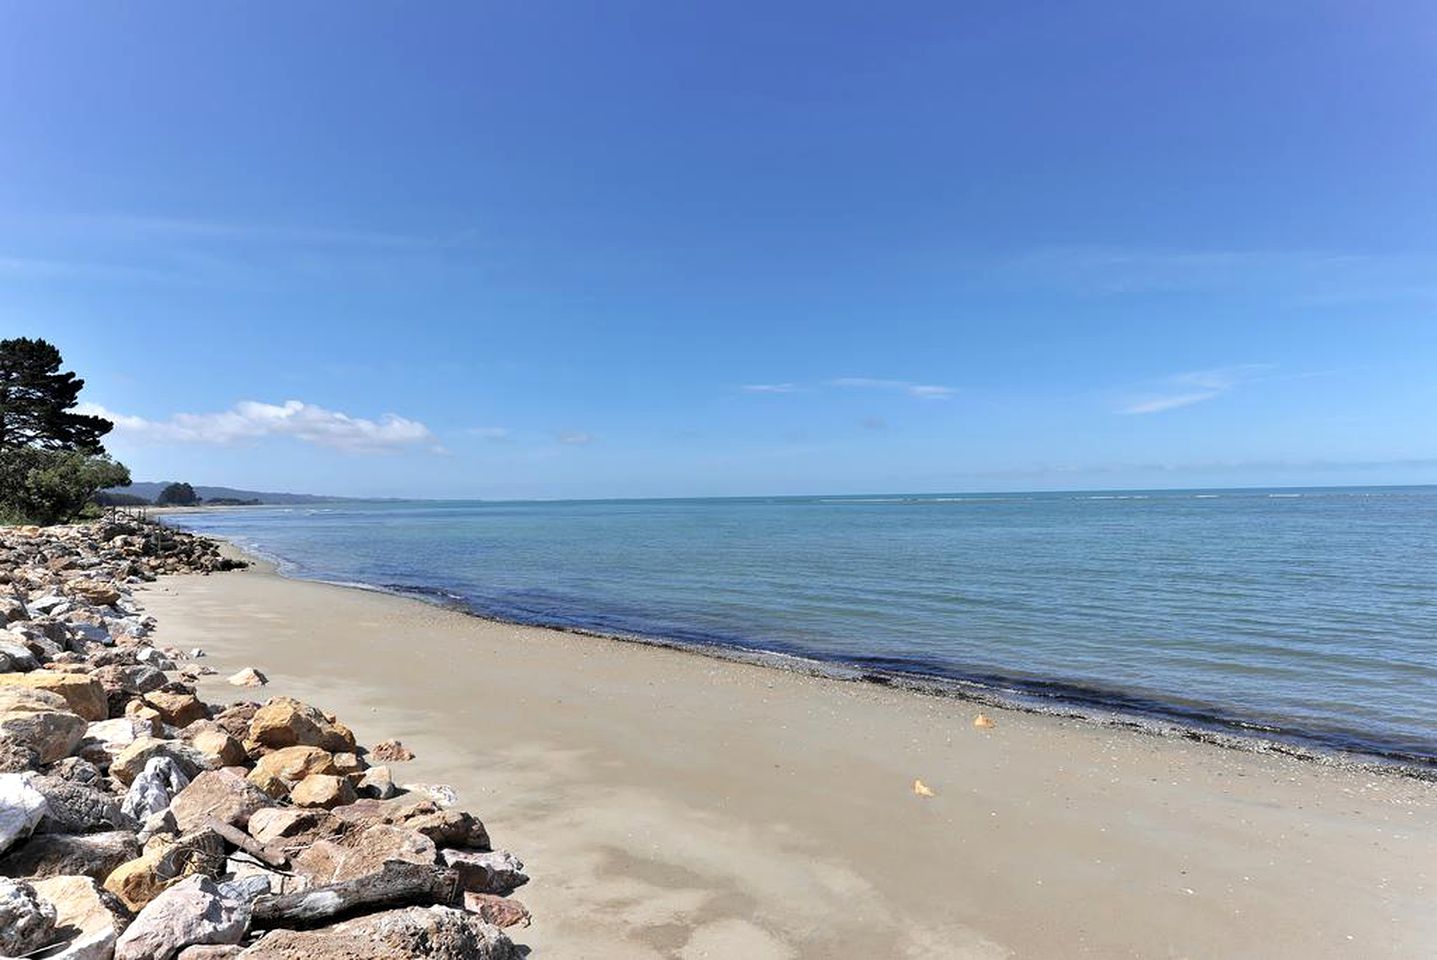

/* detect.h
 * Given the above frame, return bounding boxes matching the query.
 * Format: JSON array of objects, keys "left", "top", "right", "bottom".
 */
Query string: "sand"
[{"left": 139, "top": 561, "right": 1437, "bottom": 959}]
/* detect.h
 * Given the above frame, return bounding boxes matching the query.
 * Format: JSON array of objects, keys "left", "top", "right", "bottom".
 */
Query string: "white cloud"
[
  {"left": 79, "top": 400, "right": 436, "bottom": 453},
  {"left": 831, "top": 377, "right": 956, "bottom": 400},
  {"left": 740, "top": 383, "right": 799, "bottom": 394},
  {"left": 556, "top": 431, "right": 596, "bottom": 446},
  {"left": 1119, "top": 365, "right": 1271, "bottom": 415}
]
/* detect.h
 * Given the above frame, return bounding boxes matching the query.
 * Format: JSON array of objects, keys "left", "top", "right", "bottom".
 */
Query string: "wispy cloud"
[
  {"left": 556, "top": 431, "right": 596, "bottom": 446},
  {"left": 1119, "top": 364, "right": 1271, "bottom": 415},
  {"left": 467, "top": 426, "right": 511, "bottom": 440},
  {"left": 740, "top": 383, "right": 800, "bottom": 394},
  {"left": 831, "top": 378, "right": 957, "bottom": 400},
  {"left": 79, "top": 400, "right": 437, "bottom": 453}
]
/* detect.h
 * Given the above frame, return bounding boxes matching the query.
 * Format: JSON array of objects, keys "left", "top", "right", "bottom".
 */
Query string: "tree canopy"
[
  {"left": 0, "top": 337, "right": 115, "bottom": 452},
  {"left": 156, "top": 482, "right": 201, "bottom": 506}
]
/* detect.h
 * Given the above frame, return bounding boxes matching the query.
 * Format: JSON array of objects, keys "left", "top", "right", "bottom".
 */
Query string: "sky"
[{"left": 2, "top": 2, "right": 1435, "bottom": 499}]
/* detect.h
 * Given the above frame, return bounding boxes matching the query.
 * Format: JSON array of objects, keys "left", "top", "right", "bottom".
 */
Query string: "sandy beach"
[{"left": 139, "top": 559, "right": 1437, "bottom": 959}]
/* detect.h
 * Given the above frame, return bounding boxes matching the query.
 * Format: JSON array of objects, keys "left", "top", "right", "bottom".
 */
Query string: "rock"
[
  {"left": 402, "top": 783, "right": 458, "bottom": 808},
  {"left": 190, "top": 649, "right": 205, "bottom": 659},
  {"left": 247, "top": 808, "right": 335, "bottom": 847},
  {"left": 31, "top": 874, "right": 126, "bottom": 960},
  {"left": 0, "top": 772, "right": 49, "bottom": 854},
  {"left": 356, "top": 765, "right": 395, "bottom": 800},
  {"left": 169, "top": 769, "right": 273, "bottom": 833},
  {"left": 0, "top": 736, "right": 40, "bottom": 773},
  {"left": 92, "top": 663, "right": 167, "bottom": 715},
  {"left": 246, "top": 746, "right": 336, "bottom": 799},
  {"left": 136, "top": 647, "right": 177, "bottom": 671},
  {"left": 404, "top": 808, "right": 490, "bottom": 851},
  {"left": 329, "top": 751, "right": 364, "bottom": 776},
  {"left": 69, "top": 582, "right": 122, "bottom": 607},
  {"left": 439, "top": 849, "right": 527, "bottom": 894},
  {"left": 226, "top": 668, "right": 267, "bottom": 688},
  {"left": 144, "top": 691, "right": 209, "bottom": 728},
  {"left": 190, "top": 729, "right": 246, "bottom": 767},
  {"left": 178, "top": 946, "right": 244, "bottom": 959},
  {"left": 48, "top": 757, "right": 104, "bottom": 784},
  {"left": 75, "top": 716, "right": 158, "bottom": 768},
  {"left": 239, "top": 905, "right": 518, "bottom": 959},
  {"left": 30, "top": 775, "right": 139, "bottom": 835},
  {"left": 110, "top": 737, "right": 208, "bottom": 786},
  {"left": 139, "top": 808, "right": 179, "bottom": 844},
  {"left": 123, "top": 756, "right": 192, "bottom": 820},
  {"left": 247, "top": 698, "right": 355, "bottom": 754},
  {"left": 104, "top": 828, "right": 227, "bottom": 911},
  {"left": 0, "top": 672, "right": 108, "bottom": 721},
  {"left": 0, "top": 876, "right": 58, "bottom": 957},
  {"left": 293, "top": 823, "right": 436, "bottom": 885},
  {"left": 463, "top": 892, "right": 531, "bottom": 928},
  {"left": 0, "top": 596, "right": 27, "bottom": 624},
  {"left": 0, "top": 636, "right": 39, "bottom": 672},
  {"left": 115, "top": 875, "right": 249, "bottom": 960},
  {"left": 369, "top": 738, "right": 415, "bottom": 763},
  {"left": 210, "top": 702, "right": 259, "bottom": 743},
  {"left": 0, "top": 687, "right": 88, "bottom": 764},
  {"left": 28, "top": 594, "right": 69, "bottom": 617},
  {"left": 289, "top": 774, "right": 357, "bottom": 810},
  {"left": 0, "top": 829, "right": 141, "bottom": 881}
]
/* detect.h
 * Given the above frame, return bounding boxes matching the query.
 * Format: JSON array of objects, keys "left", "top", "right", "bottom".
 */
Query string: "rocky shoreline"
[{"left": 0, "top": 516, "right": 527, "bottom": 959}]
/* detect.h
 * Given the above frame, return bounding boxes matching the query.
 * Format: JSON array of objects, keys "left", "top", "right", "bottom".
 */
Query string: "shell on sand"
[
  {"left": 973, "top": 713, "right": 995, "bottom": 729},
  {"left": 912, "top": 778, "right": 935, "bottom": 797}
]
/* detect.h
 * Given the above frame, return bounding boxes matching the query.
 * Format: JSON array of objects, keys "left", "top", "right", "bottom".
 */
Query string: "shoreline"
[
  {"left": 140, "top": 537, "right": 1437, "bottom": 958},
  {"left": 191, "top": 529, "right": 1437, "bottom": 779}
]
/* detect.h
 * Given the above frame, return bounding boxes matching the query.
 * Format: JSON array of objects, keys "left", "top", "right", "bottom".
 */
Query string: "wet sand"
[{"left": 140, "top": 561, "right": 1437, "bottom": 959}]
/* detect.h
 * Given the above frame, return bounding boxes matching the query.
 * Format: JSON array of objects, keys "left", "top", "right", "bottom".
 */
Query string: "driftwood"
[
  {"left": 205, "top": 816, "right": 289, "bottom": 869},
  {"left": 251, "top": 860, "right": 459, "bottom": 928}
]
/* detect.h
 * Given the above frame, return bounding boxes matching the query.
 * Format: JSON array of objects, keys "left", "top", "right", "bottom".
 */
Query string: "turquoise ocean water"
[{"left": 166, "top": 486, "right": 1437, "bottom": 765}]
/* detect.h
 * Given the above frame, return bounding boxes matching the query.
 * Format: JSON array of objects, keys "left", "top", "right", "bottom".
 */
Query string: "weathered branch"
[{"left": 250, "top": 860, "right": 459, "bottom": 928}]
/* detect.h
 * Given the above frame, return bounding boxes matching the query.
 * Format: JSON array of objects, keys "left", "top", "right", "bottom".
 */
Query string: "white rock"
[
  {"left": 136, "top": 647, "right": 177, "bottom": 671},
  {"left": 0, "top": 877, "right": 57, "bottom": 957},
  {"left": 114, "top": 875, "right": 249, "bottom": 960},
  {"left": 0, "top": 773, "right": 49, "bottom": 855},
  {"left": 225, "top": 667, "right": 268, "bottom": 688},
  {"left": 122, "top": 756, "right": 192, "bottom": 821}
]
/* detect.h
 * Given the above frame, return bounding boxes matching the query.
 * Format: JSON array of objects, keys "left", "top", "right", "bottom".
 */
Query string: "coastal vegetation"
[{"left": 0, "top": 338, "right": 129, "bottom": 526}]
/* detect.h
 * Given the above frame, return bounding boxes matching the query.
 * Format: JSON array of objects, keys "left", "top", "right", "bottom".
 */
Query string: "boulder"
[
  {"left": 190, "top": 729, "right": 246, "bottom": 768},
  {"left": 169, "top": 769, "right": 274, "bottom": 833},
  {"left": 356, "top": 765, "right": 395, "bottom": 800},
  {"left": 110, "top": 737, "right": 208, "bottom": 786},
  {"left": 0, "top": 772, "right": 49, "bottom": 854},
  {"left": 238, "top": 905, "right": 518, "bottom": 959},
  {"left": 0, "top": 636, "right": 39, "bottom": 672},
  {"left": 143, "top": 691, "right": 208, "bottom": 728},
  {"left": 123, "top": 756, "right": 192, "bottom": 820},
  {"left": 209, "top": 702, "right": 259, "bottom": 743},
  {"left": 226, "top": 668, "right": 267, "bottom": 688},
  {"left": 0, "top": 671, "right": 107, "bottom": 721},
  {"left": 104, "top": 828, "right": 227, "bottom": 911},
  {"left": 439, "top": 849, "right": 527, "bottom": 894},
  {"left": 0, "top": 596, "right": 27, "bottom": 624},
  {"left": 0, "top": 687, "right": 88, "bottom": 764},
  {"left": 247, "top": 698, "right": 355, "bottom": 753},
  {"left": 332, "top": 798, "right": 488, "bottom": 850},
  {"left": 75, "top": 716, "right": 158, "bottom": 767},
  {"left": 246, "top": 745, "right": 335, "bottom": 799},
  {"left": 69, "top": 582, "right": 122, "bottom": 607},
  {"left": 135, "top": 647, "right": 177, "bottom": 671},
  {"left": 463, "top": 892, "right": 531, "bottom": 929},
  {"left": 178, "top": 947, "right": 244, "bottom": 959},
  {"left": 115, "top": 875, "right": 249, "bottom": 960},
  {"left": 92, "top": 663, "right": 167, "bottom": 715},
  {"left": 289, "top": 774, "right": 357, "bottom": 810},
  {"left": 48, "top": 757, "right": 104, "bottom": 785},
  {"left": 247, "top": 808, "right": 336, "bottom": 847},
  {"left": 369, "top": 738, "right": 415, "bottom": 763},
  {"left": 294, "top": 823, "right": 436, "bottom": 885},
  {"left": 0, "top": 829, "right": 141, "bottom": 881},
  {"left": 0, "top": 876, "right": 58, "bottom": 957},
  {"left": 31, "top": 874, "right": 127, "bottom": 960},
  {"left": 30, "top": 775, "right": 138, "bottom": 835}
]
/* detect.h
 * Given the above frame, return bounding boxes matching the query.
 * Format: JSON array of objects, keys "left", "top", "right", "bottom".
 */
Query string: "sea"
[{"left": 162, "top": 486, "right": 1437, "bottom": 767}]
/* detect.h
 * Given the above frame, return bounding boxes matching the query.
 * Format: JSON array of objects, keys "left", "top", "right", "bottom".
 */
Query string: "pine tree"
[{"left": 0, "top": 337, "right": 114, "bottom": 452}]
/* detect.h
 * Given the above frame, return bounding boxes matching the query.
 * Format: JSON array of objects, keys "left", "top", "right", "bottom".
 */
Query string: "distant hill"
[{"left": 108, "top": 482, "right": 348, "bottom": 505}]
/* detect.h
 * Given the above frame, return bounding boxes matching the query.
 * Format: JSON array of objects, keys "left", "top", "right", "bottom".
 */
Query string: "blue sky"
[{"left": 2, "top": 2, "right": 1434, "bottom": 499}]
